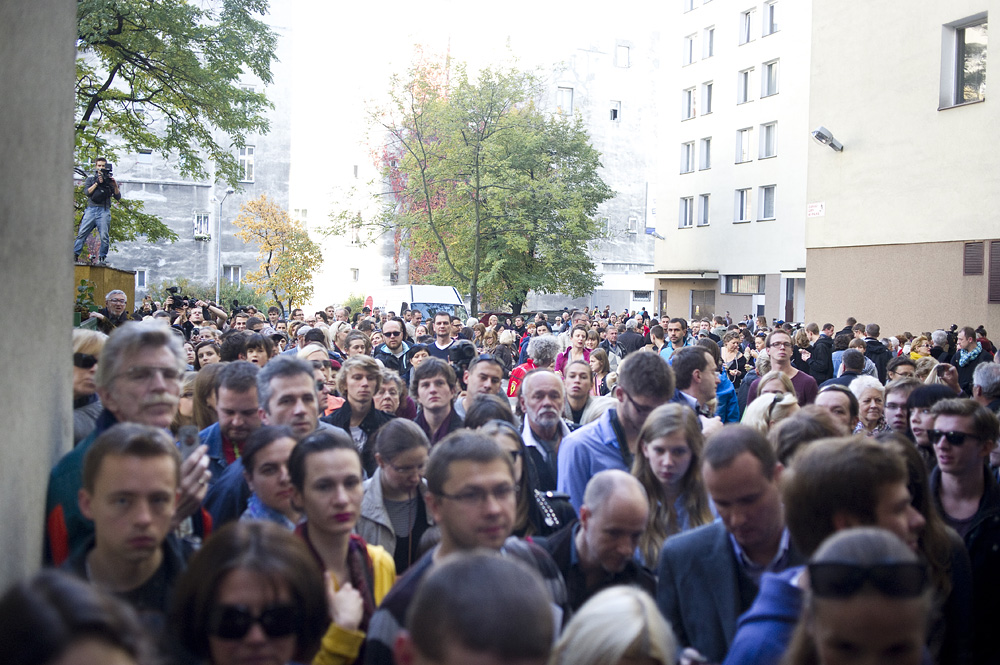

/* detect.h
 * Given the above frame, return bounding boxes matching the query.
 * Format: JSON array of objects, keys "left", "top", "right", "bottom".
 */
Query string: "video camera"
[
  {"left": 96, "top": 162, "right": 114, "bottom": 180},
  {"left": 448, "top": 339, "right": 478, "bottom": 391}
]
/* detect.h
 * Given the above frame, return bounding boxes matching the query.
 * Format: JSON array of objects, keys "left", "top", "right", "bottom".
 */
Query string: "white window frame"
[
  {"left": 616, "top": 45, "right": 631, "bottom": 68},
  {"left": 702, "top": 81, "right": 714, "bottom": 114},
  {"left": 760, "top": 122, "right": 777, "bottom": 158},
  {"left": 681, "top": 142, "right": 695, "bottom": 174},
  {"left": 682, "top": 87, "right": 696, "bottom": 119},
  {"left": 736, "top": 127, "right": 753, "bottom": 163},
  {"left": 556, "top": 87, "right": 574, "bottom": 114},
  {"left": 735, "top": 188, "right": 752, "bottom": 223},
  {"left": 698, "top": 194, "right": 710, "bottom": 226},
  {"left": 738, "top": 67, "right": 754, "bottom": 104},
  {"left": 762, "top": 59, "right": 779, "bottom": 97},
  {"left": 680, "top": 197, "right": 694, "bottom": 228},
  {"left": 610, "top": 100, "right": 621, "bottom": 122},
  {"left": 740, "top": 8, "right": 756, "bottom": 45},
  {"left": 939, "top": 13, "right": 988, "bottom": 108},
  {"left": 135, "top": 269, "right": 147, "bottom": 290},
  {"left": 628, "top": 216, "right": 639, "bottom": 233},
  {"left": 759, "top": 185, "right": 776, "bottom": 220},
  {"left": 703, "top": 27, "right": 715, "bottom": 58},
  {"left": 223, "top": 265, "right": 242, "bottom": 286},
  {"left": 699, "top": 137, "right": 712, "bottom": 170},
  {"left": 238, "top": 146, "right": 255, "bottom": 182},
  {"left": 193, "top": 212, "right": 211, "bottom": 237},
  {"left": 684, "top": 34, "right": 697, "bottom": 65},
  {"left": 763, "top": 0, "right": 779, "bottom": 36},
  {"left": 683, "top": 0, "right": 695, "bottom": 12}
]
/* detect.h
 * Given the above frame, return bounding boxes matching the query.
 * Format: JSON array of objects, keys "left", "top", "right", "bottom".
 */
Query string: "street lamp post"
[{"left": 216, "top": 186, "right": 235, "bottom": 304}]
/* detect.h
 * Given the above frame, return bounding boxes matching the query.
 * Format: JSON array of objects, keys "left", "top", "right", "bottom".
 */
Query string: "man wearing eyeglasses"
[
  {"left": 90, "top": 289, "right": 138, "bottom": 335},
  {"left": 928, "top": 398, "right": 1000, "bottom": 665},
  {"left": 373, "top": 317, "right": 412, "bottom": 382},
  {"left": 747, "top": 329, "right": 818, "bottom": 406},
  {"left": 364, "top": 431, "right": 568, "bottom": 665},
  {"left": 46, "top": 322, "right": 212, "bottom": 565},
  {"left": 558, "top": 352, "right": 675, "bottom": 511}
]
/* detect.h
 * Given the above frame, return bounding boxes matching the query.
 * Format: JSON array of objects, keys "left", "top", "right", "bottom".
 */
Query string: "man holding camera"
[{"left": 74, "top": 157, "right": 121, "bottom": 265}]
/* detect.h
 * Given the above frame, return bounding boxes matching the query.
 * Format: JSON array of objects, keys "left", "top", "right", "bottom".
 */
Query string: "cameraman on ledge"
[{"left": 73, "top": 157, "right": 121, "bottom": 265}]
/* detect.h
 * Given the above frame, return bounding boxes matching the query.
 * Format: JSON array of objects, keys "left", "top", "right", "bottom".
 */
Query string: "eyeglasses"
[
  {"left": 73, "top": 353, "right": 98, "bottom": 369},
  {"left": 808, "top": 562, "right": 928, "bottom": 599},
  {"left": 116, "top": 366, "right": 182, "bottom": 383},
  {"left": 619, "top": 389, "right": 658, "bottom": 418},
  {"left": 383, "top": 330, "right": 403, "bottom": 337},
  {"left": 388, "top": 461, "right": 425, "bottom": 475},
  {"left": 107, "top": 298, "right": 126, "bottom": 305},
  {"left": 208, "top": 604, "right": 299, "bottom": 640},
  {"left": 437, "top": 484, "right": 518, "bottom": 506},
  {"left": 769, "top": 342, "right": 792, "bottom": 349},
  {"left": 927, "top": 429, "right": 980, "bottom": 446}
]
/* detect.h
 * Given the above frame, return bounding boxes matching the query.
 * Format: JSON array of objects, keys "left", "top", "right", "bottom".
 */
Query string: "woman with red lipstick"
[
  {"left": 288, "top": 430, "right": 395, "bottom": 665},
  {"left": 632, "top": 403, "right": 715, "bottom": 568}
]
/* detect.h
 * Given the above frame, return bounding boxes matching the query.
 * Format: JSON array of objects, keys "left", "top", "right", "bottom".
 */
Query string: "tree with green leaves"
[
  {"left": 74, "top": 0, "right": 277, "bottom": 247},
  {"left": 234, "top": 195, "right": 323, "bottom": 316},
  {"left": 329, "top": 59, "right": 613, "bottom": 316}
]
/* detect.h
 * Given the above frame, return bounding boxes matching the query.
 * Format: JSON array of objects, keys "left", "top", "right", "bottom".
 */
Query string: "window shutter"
[
  {"left": 965, "top": 241, "right": 984, "bottom": 275},
  {"left": 989, "top": 242, "right": 1000, "bottom": 303}
]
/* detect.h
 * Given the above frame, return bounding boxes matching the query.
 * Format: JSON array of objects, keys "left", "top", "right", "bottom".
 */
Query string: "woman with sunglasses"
[
  {"left": 632, "top": 403, "right": 714, "bottom": 568},
  {"left": 288, "top": 430, "right": 396, "bottom": 663},
  {"left": 784, "top": 527, "right": 933, "bottom": 665},
  {"left": 357, "top": 419, "right": 433, "bottom": 574},
  {"left": 72, "top": 329, "right": 107, "bottom": 445},
  {"left": 171, "top": 520, "right": 348, "bottom": 665}
]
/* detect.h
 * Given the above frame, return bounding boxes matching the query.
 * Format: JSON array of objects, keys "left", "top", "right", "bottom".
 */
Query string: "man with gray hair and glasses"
[
  {"left": 46, "top": 322, "right": 212, "bottom": 565},
  {"left": 90, "top": 289, "right": 138, "bottom": 335}
]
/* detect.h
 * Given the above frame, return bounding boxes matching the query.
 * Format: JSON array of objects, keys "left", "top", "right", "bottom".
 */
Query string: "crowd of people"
[{"left": 6, "top": 290, "right": 1000, "bottom": 665}]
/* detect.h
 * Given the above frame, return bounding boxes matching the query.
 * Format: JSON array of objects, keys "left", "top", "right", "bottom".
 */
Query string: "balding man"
[
  {"left": 519, "top": 369, "right": 573, "bottom": 491},
  {"left": 538, "top": 469, "right": 655, "bottom": 613}
]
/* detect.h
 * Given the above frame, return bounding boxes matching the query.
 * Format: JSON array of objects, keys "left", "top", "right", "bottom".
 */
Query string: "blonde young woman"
[{"left": 632, "top": 403, "right": 714, "bottom": 567}]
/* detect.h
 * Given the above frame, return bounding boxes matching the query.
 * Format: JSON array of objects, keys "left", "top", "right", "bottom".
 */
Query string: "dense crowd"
[{"left": 4, "top": 290, "right": 1000, "bottom": 665}]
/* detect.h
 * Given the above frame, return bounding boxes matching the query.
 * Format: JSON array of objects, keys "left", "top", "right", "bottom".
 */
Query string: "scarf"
[
  {"left": 296, "top": 523, "right": 377, "bottom": 632},
  {"left": 957, "top": 342, "right": 983, "bottom": 367}
]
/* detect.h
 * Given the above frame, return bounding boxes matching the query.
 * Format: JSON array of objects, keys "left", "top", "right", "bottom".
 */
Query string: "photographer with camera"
[
  {"left": 163, "top": 287, "right": 229, "bottom": 339},
  {"left": 73, "top": 157, "right": 120, "bottom": 264}
]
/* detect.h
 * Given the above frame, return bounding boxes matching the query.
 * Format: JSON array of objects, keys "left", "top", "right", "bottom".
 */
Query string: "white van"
[{"left": 367, "top": 285, "right": 469, "bottom": 322}]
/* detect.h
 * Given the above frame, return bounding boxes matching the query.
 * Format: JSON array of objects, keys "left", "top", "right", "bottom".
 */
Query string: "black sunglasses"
[
  {"left": 383, "top": 330, "right": 403, "bottom": 337},
  {"left": 73, "top": 353, "right": 98, "bottom": 369},
  {"left": 808, "top": 562, "right": 928, "bottom": 599},
  {"left": 927, "top": 429, "right": 979, "bottom": 446},
  {"left": 208, "top": 604, "right": 299, "bottom": 640}
]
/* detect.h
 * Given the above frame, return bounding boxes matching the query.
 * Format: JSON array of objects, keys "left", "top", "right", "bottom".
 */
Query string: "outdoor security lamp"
[{"left": 811, "top": 126, "right": 843, "bottom": 152}]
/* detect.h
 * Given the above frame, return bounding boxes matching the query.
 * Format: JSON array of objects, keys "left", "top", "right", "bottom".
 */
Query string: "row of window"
[
  {"left": 678, "top": 185, "right": 776, "bottom": 228},
  {"left": 679, "top": 122, "right": 776, "bottom": 173},
  {"left": 133, "top": 265, "right": 242, "bottom": 292},
  {"left": 682, "top": 1, "right": 779, "bottom": 64},
  {"left": 682, "top": 60, "right": 778, "bottom": 119}
]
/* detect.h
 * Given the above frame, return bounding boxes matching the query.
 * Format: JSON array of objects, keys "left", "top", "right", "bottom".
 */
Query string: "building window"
[
  {"left": 238, "top": 146, "right": 255, "bottom": 182},
  {"left": 990, "top": 241, "right": 1000, "bottom": 303},
  {"left": 556, "top": 87, "right": 574, "bottom": 114},
  {"left": 137, "top": 149, "right": 152, "bottom": 165},
  {"left": 762, "top": 60, "right": 779, "bottom": 96},
  {"left": 763, "top": 0, "right": 778, "bottom": 36},
  {"left": 941, "top": 14, "right": 988, "bottom": 107},
  {"left": 224, "top": 265, "right": 242, "bottom": 286},
  {"left": 684, "top": 34, "right": 696, "bottom": 65},
  {"left": 600, "top": 216, "right": 611, "bottom": 237},
  {"left": 633, "top": 290, "right": 652, "bottom": 302},
  {"left": 965, "top": 241, "right": 985, "bottom": 275},
  {"left": 680, "top": 197, "right": 694, "bottom": 228},
  {"left": 724, "top": 275, "right": 764, "bottom": 294},
  {"left": 702, "top": 81, "right": 713, "bottom": 113},
  {"left": 759, "top": 185, "right": 776, "bottom": 219},
  {"left": 736, "top": 127, "right": 753, "bottom": 163},
  {"left": 738, "top": 68, "right": 754, "bottom": 104},
  {"left": 681, "top": 142, "right": 695, "bottom": 174},
  {"left": 682, "top": 0, "right": 694, "bottom": 12},
  {"left": 703, "top": 27, "right": 715, "bottom": 58},
  {"left": 698, "top": 194, "right": 710, "bottom": 226},
  {"left": 193, "top": 212, "right": 210, "bottom": 237},
  {"left": 760, "top": 122, "right": 777, "bottom": 158},
  {"left": 740, "top": 8, "right": 756, "bottom": 44},
  {"left": 735, "top": 188, "right": 752, "bottom": 222},
  {"left": 351, "top": 268, "right": 360, "bottom": 282},
  {"left": 628, "top": 216, "right": 639, "bottom": 233},
  {"left": 616, "top": 45, "right": 631, "bottom": 68},
  {"left": 610, "top": 100, "right": 621, "bottom": 122},
  {"left": 699, "top": 137, "right": 712, "bottom": 170},
  {"left": 135, "top": 269, "right": 147, "bottom": 290},
  {"left": 682, "top": 87, "right": 696, "bottom": 119}
]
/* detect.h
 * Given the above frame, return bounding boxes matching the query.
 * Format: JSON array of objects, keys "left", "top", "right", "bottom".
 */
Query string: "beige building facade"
[{"left": 806, "top": 1, "right": 998, "bottom": 334}]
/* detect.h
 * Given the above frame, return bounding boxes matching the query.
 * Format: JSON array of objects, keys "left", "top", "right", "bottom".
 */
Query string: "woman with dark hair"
[
  {"left": 194, "top": 340, "right": 221, "bottom": 370},
  {"left": 287, "top": 430, "right": 396, "bottom": 662},
  {"left": 192, "top": 362, "right": 227, "bottom": 430},
  {"left": 554, "top": 324, "right": 591, "bottom": 376},
  {"left": 0, "top": 569, "right": 155, "bottom": 665},
  {"left": 632, "top": 403, "right": 715, "bottom": 567},
  {"left": 589, "top": 348, "right": 614, "bottom": 396},
  {"left": 170, "top": 521, "right": 335, "bottom": 665},
  {"left": 906, "top": 384, "right": 957, "bottom": 471},
  {"left": 720, "top": 330, "right": 747, "bottom": 388},
  {"left": 478, "top": 419, "right": 576, "bottom": 538},
  {"left": 240, "top": 425, "right": 301, "bottom": 530},
  {"left": 357, "top": 419, "right": 433, "bottom": 574}
]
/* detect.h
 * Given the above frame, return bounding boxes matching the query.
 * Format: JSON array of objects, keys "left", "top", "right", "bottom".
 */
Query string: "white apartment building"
[
  {"left": 652, "top": 0, "right": 811, "bottom": 324},
  {"left": 806, "top": 1, "right": 997, "bottom": 334}
]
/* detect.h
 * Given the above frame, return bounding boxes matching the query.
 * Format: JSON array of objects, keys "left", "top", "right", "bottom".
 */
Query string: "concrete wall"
[
  {"left": 807, "top": 242, "right": 1000, "bottom": 335},
  {"left": 0, "top": 1, "right": 76, "bottom": 587}
]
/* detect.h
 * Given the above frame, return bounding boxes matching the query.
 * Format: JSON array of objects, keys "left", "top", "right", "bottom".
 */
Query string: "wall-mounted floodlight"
[{"left": 811, "top": 126, "right": 843, "bottom": 152}]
